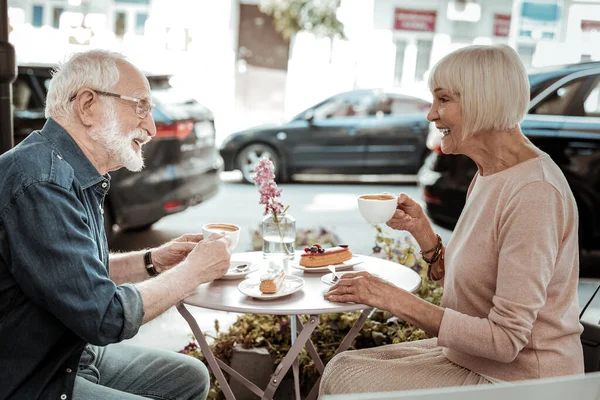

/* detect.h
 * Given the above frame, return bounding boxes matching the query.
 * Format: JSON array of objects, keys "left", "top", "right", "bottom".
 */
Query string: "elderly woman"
[{"left": 320, "top": 44, "right": 584, "bottom": 396}]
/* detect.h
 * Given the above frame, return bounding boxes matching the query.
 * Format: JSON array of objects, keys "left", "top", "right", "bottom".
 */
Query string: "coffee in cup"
[
  {"left": 357, "top": 194, "right": 398, "bottom": 224},
  {"left": 202, "top": 223, "right": 240, "bottom": 251}
]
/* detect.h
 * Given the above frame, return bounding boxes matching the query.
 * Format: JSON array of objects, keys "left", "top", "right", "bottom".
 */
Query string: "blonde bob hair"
[{"left": 428, "top": 44, "right": 530, "bottom": 137}]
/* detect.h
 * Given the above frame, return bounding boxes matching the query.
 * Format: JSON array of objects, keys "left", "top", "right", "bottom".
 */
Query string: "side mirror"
[{"left": 304, "top": 110, "right": 315, "bottom": 124}]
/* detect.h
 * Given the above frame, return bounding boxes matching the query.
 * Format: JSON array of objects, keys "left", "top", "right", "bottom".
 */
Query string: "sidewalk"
[{"left": 125, "top": 306, "right": 242, "bottom": 351}]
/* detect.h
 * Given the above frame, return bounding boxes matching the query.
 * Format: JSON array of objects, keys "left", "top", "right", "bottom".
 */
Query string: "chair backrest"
[{"left": 322, "top": 372, "right": 600, "bottom": 400}]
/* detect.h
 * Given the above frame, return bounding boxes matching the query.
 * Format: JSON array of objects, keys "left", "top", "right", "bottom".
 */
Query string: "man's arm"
[
  {"left": 109, "top": 234, "right": 206, "bottom": 285},
  {"left": 109, "top": 251, "right": 148, "bottom": 285},
  {"left": 135, "top": 235, "right": 231, "bottom": 324}
]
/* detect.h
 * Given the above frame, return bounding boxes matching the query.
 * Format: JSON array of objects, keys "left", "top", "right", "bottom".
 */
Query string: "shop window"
[
  {"left": 394, "top": 40, "right": 407, "bottom": 86},
  {"left": 52, "top": 7, "right": 63, "bottom": 29},
  {"left": 135, "top": 13, "right": 147, "bottom": 35},
  {"left": 32, "top": 5, "right": 43, "bottom": 27},
  {"left": 415, "top": 39, "right": 433, "bottom": 82},
  {"left": 115, "top": 12, "right": 126, "bottom": 37},
  {"left": 517, "top": 44, "right": 535, "bottom": 68}
]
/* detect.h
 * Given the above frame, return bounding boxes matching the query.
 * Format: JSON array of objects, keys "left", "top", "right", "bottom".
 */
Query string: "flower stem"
[{"left": 270, "top": 206, "right": 290, "bottom": 256}]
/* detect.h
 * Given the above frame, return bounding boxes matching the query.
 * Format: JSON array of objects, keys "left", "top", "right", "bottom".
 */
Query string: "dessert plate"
[
  {"left": 238, "top": 275, "right": 305, "bottom": 300},
  {"left": 219, "top": 260, "right": 259, "bottom": 280},
  {"left": 290, "top": 255, "right": 364, "bottom": 273}
]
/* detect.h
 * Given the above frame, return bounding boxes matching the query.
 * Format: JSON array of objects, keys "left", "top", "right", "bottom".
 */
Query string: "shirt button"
[
  {"left": 101, "top": 182, "right": 108, "bottom": 188},
  {"left": 60, "top": 395, "right": 67, "bottom": 400},
  {"left": 57, "top": 154, "right": 63, "bottom": 160},
  {"left": 66, "top": 368, "right": 72, "bottom": 373},
  {"left": 99, "top": 207, "right": 104, "bottom": 215}
]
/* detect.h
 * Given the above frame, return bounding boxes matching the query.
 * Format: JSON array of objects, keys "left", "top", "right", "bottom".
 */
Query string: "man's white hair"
[
  {"left": 428, "top": 44, "right": 530, "bottom": 137},
  {"left": 45, "top": 50, "right": 126, "bottom": 120}
]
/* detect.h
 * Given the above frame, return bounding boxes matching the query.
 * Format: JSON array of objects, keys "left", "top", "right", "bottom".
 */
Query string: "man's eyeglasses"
[{"left": 69, "top": 89, "right": 154, "bottom": 119}]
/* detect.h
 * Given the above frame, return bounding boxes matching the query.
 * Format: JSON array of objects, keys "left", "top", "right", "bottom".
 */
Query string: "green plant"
[
  {"left": 259, "top": 0, "right": 346, "bottom": 41},
  {"left": 180, "top": 226, "right": 443, "bottom": 399}
]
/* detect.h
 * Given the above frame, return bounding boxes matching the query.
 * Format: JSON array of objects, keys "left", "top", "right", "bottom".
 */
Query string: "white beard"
[{"left": 88, "top": 102, "right": 147, "bottom": 172}]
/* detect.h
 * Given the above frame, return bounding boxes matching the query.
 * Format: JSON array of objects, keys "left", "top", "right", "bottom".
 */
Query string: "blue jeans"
[{"left": 73, "top": 343, "right": 209, "bottom": 400}]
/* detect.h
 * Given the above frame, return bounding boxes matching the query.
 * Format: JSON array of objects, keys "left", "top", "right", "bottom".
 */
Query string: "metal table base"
[{"left": 177, "top": 304, "right": 373, "bottom": 400}]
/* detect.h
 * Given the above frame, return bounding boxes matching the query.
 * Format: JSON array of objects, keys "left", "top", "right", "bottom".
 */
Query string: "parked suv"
[
  {"left": 13, "top": 64, "right": 223, "bottom": 236},
  {"left": 418, "top": 62, "right": 600, "bottom": 256}
]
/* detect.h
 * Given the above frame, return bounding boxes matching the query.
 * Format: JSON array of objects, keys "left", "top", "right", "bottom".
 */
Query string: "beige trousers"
[{"left": 319, "top": 338, "right": 492, "bottom": 397}]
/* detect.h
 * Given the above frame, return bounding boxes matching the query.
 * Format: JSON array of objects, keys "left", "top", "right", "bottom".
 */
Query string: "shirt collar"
[{"left": 39, "top": 118, "right": 110, "bottom": 190}]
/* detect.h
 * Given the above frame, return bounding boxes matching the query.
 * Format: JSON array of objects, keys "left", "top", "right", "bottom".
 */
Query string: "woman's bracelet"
[{"left": 421, "top": 234, "right": 445, "bottom": 280}]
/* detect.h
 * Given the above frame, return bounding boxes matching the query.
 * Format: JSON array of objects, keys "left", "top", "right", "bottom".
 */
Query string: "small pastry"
[
  {"left": 299, "top": 244, "right": 352, "bottom": 268},
  {"left": 259, "top": 270, "right": 286, "bottom": 294}
]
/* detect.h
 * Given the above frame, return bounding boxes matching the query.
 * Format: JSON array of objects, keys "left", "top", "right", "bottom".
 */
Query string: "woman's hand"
[
  {"left": 324, "top": 271, "right": 445, "bottom": 337},
  {"left": 324, "top": 271, "right": 404, "bottom": 310},
  {"left": 151, "top": 233, "right": 205, "bottom": 272},
  {"left": 386, "top": 193, "right": 428, "bottom": 234}
]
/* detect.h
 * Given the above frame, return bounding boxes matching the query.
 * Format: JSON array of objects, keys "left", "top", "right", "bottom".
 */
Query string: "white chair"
[{"left": 322, "top": 372, "right": 600, "bottom": 400}]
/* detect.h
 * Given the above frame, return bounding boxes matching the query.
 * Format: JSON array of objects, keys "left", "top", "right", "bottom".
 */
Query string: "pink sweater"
[{"left": 437, "top": 153, "right": 584, "bottom": 381}]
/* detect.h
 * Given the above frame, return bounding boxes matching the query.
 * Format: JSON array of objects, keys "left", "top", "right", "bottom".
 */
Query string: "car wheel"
[{"left": 236, "top": 144, "right": 282, "bottom": 184}]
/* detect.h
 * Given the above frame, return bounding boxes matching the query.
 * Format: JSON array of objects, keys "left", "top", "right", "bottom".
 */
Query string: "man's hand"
[
  {"left": 181, "top": 234, "right": 231, "bottom": 284},
  {"left": 151, "top": 233, "right": 205, "bottom": 272}
]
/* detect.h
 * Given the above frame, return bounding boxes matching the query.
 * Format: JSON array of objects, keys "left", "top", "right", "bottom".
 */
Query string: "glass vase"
[{"left": 262, "top": 212, "right": 296, "bottom": 261}]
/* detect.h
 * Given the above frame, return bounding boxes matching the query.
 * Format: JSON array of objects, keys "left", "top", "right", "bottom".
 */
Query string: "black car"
[
  {"left": 220, "top": 89, "right": 432, "bottom": 183},
  {"left": 13, "top": 65, "right": 223, "bottom": 236},
  {"left": 418, "top": 62, "right": 600, "bottom": 253}
]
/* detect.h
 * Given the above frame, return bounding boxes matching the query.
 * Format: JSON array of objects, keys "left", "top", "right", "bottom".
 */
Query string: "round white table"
[{"left": 177, "top": 251, "right": 422, "bottom": 400}]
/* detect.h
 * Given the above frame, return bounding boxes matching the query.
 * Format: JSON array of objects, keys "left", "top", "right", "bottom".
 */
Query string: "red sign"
[
  {"left": 494, "top": 14, "right": 511, "bottom": 37},
  {"left": 394, "top": 8, "right": 437, "bottom": 32},
  {"left": 582, "top": 20, "right": 600, "bottom": 32}
]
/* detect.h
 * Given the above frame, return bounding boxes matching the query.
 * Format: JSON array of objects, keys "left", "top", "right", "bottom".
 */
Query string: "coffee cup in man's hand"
[{"left": 202, "top": 223, "right": 240, "bottom": 252}]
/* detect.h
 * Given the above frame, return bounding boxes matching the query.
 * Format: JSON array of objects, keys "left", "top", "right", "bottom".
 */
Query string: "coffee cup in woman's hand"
[{"left": 357, "top": 194, "right": 398, "bottom": 224}]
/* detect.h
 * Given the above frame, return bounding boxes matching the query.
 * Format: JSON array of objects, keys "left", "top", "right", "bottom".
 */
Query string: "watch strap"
[{"left": 144, "top": 251, "right": 159, "bottom": 277}]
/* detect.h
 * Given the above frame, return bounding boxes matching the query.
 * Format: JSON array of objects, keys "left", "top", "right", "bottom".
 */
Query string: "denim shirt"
[{"left": 0, "top": 119, "right": 144, "bottom": 399}]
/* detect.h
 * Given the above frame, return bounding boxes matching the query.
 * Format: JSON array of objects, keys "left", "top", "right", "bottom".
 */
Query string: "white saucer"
[
  {"left": 238, "top": 275, "right": 305, "bottom": 300},
  {"left": 219, "top": 260, "right": 259, "bottom": 280},
  {"left": 290, "top": 255, "right": 364, "bottom": 273}
]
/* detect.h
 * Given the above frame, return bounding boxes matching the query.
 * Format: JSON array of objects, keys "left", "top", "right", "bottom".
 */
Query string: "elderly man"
[{"left": 0, "top": 50, "right": 231, "bottom": 399}]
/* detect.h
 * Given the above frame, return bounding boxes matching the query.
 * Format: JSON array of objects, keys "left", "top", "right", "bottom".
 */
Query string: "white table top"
[{"left": 183, "top": 251, "right": 422, "bottom": 315}]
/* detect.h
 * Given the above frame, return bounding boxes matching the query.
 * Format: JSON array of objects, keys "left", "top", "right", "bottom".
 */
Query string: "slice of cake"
[
  {"left": 259, "top": 269, "right": 286, "bottom": 294},
  {"left": 299, "top": 244, "right": 352, "bottom": 268}
]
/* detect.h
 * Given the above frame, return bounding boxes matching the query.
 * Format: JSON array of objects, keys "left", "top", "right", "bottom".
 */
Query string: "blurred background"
[{"left": 9, "top": 0, "right": 600, "bottom": 142}]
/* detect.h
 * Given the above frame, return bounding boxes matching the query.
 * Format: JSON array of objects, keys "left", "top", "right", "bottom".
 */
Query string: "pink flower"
[{"left": 252, "top": 158, "right": 288, "bottom": 216}]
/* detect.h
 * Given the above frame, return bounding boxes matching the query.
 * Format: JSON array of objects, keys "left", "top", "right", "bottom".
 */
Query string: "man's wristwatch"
[{"left": 144, "top": 251, "right": 159, "bottom": 277}]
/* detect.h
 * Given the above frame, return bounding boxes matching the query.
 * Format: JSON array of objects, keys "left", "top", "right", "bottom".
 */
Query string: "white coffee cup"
[
  {"left": 202, "top": 223, "right": 240, "bottom": 251},
  {"left": 357, "top": 194, "right": 398, "bottom": 224}
]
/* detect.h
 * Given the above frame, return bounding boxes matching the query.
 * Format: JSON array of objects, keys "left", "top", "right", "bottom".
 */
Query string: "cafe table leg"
[
  {"left": 176, "top": 304, "right": 237, "bottom": 400},
  {"left": 261, "top": 314, "right": 320, "bottom": 400},
  {"left": 304, "top": 308, "right": 374, "bottom": 400},
  {"left": 290, "top": 316, "right": 301, "bottom": 400}
]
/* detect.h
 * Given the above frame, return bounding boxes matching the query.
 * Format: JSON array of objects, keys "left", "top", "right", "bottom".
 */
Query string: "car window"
[
  {"left": 13, "top": 77, "right": 34, "bottom": 111},
  {"left": 583, "top": 76, "right": 600, "bottom": 117},
  {"left": 312, "top": 93, "right": 372, "bottom": 120},
  {"left": 531, "top": 77, "right": 587, "bottom": 116},
  {"left": 369, "top": 94, "right": 429, "bottom": 116}
]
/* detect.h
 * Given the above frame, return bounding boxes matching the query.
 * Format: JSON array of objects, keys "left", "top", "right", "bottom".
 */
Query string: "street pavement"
[{"left": 112, "top": 172, "right": 452, "bottom": 352}]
